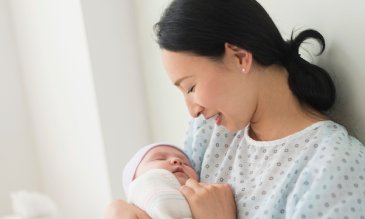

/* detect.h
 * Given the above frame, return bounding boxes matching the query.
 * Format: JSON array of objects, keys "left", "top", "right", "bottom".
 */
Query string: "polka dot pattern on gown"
[{"left": 183, "top": 116, "right": 365, "bottom": 219}]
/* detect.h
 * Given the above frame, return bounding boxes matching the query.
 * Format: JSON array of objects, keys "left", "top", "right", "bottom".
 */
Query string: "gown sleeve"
[{"left": 182, "top": 115, "right": 216, "bottom": 175}]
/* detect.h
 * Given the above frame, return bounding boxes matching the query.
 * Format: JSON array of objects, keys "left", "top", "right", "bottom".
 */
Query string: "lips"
[
  {"left": 215, "top": 113, "right": 222, "bottom": 125},
  {"left": 172, "top": 167, "right": 185, "bottom": 175},
  {"left": 205, "top": 113, "right": 218, "bottom": 120},
  {"left": 172, "top": 167, "right": 187, "bottom": 178},
  {"left": 205, "top": 112, "right": 222, "bottom": 122}
]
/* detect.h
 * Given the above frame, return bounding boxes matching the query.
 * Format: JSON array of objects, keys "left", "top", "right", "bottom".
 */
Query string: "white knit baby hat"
[{"left": 122, "top": 143, "right": 188, "bottom": 196}]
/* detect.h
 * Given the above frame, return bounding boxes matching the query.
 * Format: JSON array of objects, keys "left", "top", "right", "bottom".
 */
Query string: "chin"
[
  {"left": 222, "top": 119, "right": 247, "bottom": 132},
  {"left": 223, "top": 123, "right": 244, "bottom": 132}
]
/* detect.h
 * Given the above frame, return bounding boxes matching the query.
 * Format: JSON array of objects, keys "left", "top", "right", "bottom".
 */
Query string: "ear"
[{"left": 224, "top": 43, "right": 253, "bottom": 74}]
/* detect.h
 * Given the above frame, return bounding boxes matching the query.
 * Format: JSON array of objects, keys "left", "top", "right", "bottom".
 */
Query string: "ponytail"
[{"left": 283, "top": 29, "right": 336, "bottom": 111}]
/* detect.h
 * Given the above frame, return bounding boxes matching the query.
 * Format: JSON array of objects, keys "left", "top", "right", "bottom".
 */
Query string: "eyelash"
[
  {"left": 187, "top": 85, "right": 196, "bottom": 94},
  {"left": 154, "top": 157, "right": 165, "bottom": 161}
]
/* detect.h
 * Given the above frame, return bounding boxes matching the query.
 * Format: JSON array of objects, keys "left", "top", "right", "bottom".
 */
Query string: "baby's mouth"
[{"left": 172, "top": 167, "right": 185, "bottom": 174}]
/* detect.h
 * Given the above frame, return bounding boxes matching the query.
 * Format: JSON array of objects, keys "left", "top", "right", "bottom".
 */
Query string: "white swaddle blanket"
[{"left": 128, "top": 169, "right": 192, "bottom": 219}]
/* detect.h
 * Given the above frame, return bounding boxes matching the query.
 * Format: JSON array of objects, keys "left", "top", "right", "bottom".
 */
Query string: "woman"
[{"left": 106, "top": 0, "right": 365, "bottom": 218}]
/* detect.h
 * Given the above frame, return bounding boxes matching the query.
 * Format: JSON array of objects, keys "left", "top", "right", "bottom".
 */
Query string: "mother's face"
[{"left": 161, "top": 48, "right": 258, "bottom": 132}]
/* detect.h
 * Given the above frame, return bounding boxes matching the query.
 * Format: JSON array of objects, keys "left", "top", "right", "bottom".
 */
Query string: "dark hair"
[{"left": 154, "top": 0, "right": 336, "bottom": 112}]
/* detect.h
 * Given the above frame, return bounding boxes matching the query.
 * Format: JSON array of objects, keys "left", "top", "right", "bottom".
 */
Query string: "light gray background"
[{"left": 0, "top": 0, "right": 364, "bottom": 218}]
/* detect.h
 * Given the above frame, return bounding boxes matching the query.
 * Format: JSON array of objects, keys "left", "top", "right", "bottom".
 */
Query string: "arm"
[
  {"left": 104, "top": 200, "right": 151, "bottom": 219},
  {"left": 180, "top": 179, "right": 237, "bottom": 219},
  {"left": 128, "top": 169, "right": 193, "bottom": 219},
  {"left": 183, "top": 116, "right": 215, "bottom": 175}
]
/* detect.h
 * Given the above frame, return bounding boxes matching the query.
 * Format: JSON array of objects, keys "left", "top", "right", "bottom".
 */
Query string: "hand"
[
  {"left": 104, "top": 200, "right": 151, "bottom": 219},
  {"left": 180, "top": 179, "right": 236, "bottom": 219}
]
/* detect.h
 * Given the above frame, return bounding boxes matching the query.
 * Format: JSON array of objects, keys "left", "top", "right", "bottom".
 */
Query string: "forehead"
[
  {"left": 161, "top": 50, "right": 218, "bottom": 82},
  {"left": 161, "top": 50, "right": 197, "bottom": 66},
  {"left": 146, "top": 145, "right": 187, "bottom": 159}
]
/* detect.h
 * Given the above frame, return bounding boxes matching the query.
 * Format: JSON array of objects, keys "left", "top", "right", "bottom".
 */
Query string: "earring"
[{"left": 242, "top": 68, "right": 246, "bottom": 73}]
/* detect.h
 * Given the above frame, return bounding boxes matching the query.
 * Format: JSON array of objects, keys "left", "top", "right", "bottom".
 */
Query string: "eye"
[
  {"left": 152, "top": 156, "right": 165, "bottom": 161},
  {"left": 187, "top": 85, "right": 196, "bottom": 94},
  {"left": 182, "top": 160, "right": 192, "bottom": 166}
]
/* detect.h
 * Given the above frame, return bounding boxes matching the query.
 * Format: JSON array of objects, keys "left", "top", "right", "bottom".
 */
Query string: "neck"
[{"left": 249, "top": 65, "right": 327, "bottom": 141}]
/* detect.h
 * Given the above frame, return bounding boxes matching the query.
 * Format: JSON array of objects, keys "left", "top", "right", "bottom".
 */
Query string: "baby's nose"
[{"left": 170, "top": 158, "right": 183, "bottom": 165}]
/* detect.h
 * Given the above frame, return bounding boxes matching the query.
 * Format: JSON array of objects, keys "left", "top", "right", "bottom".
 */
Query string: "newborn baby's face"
[{"left": 135, "top": 146, "right": 198, "bottom": 185}]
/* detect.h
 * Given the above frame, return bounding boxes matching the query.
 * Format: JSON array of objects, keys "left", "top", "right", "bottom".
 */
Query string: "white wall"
[
  {"left": 257, "top": 0, "right": 365, "bottom": 142},
  {"left": 0, "top": 0, "right": 40, "bottom": 215},
  {"left": 135, "top": 0, "right": 190, "bottom": 145},
  {"left": 2, "top": 0, "right": 152, "bottom": 217},
  {"left": 8, "top": 0, "right": 112, "bottom": 218},
  {"left": 1, "top": 0, "right": 364, "bottom": 217},
  {"left": 80, "top": 0, "right": 152, "bottom": 199},
  {"left": 136, "top": 0, "right": 365, "bottom": 144}
]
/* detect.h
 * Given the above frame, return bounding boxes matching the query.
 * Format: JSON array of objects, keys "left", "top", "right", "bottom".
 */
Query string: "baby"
[{"left": 122, "top": 143, "right": 199, "bottom": 219}]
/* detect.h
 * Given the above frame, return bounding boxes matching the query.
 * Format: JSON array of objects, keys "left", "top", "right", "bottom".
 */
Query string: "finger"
[
  {"left": 133, "top": 205, "right": 151, "bottom": 219},
  {"left": 198, "top": 182, "right": 207, "bottom": 186},
  {"left": 137, "top": 211, "right": 151, "bottom": 219},
  {"left": 220, "top": 183, "right": 233, "bottom": 192},
  {"left": 105, "top": 200, "right": 139, "bottom": 219},
  {"left": 211, "top": 183, "right": 230, "bottom": 189},
  {"left": 185, "top": 178, "right": 201, "bottom": 191},
  {"left": 179, "top": 184, "right": 195, "bottom": 198}
]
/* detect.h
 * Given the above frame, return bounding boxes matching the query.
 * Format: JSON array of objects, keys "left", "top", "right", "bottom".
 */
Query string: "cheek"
[
  {"left": 195, "top": 83, "right": 218, "bottom": 107},
  {"left": 186, "top": 168, "right": 199, "bottom": 180}
]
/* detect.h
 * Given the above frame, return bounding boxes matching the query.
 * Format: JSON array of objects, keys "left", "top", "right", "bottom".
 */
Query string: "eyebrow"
[
  {"left": 145, "top": 151, "right": 167, "bottom": 160},
  {"left": 174, "top": 75, "right": 193, "bottom": 86},
  {"left": 148, "top": 151, "right": 190, "bottom": 163},
  {"left": 145, "top": 152, "right": 163, "bottom": 160},
  {"left": 176, "top": 153, "right": 189, "bottom": 161}
]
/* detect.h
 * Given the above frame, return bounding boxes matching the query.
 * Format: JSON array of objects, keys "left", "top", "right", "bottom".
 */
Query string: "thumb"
[{"left": 135, "top": 207, "right": 151, "bottom": 219}]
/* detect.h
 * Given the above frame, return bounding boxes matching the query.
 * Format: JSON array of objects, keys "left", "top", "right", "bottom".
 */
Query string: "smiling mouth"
[
  {"left": 204, "top": 113, "right": 222, "bottom": 125},
  {"left": 205, "top": 112, "right": 221, "bottom": 120},
  {"left": 215, "top": 113, "right": 222, "bottom": 125}
]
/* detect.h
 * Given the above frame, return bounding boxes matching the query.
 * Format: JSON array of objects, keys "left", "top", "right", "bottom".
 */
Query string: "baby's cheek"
[{"left": 187, "top": 169, "right": 199, "bottom": 181}]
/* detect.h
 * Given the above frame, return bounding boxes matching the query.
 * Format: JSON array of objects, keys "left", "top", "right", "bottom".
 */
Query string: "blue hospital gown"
[{"left": 183, "top": 116, "right": 365, "bottom": 219}]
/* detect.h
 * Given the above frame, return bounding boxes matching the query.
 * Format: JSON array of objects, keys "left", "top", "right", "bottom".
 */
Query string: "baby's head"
[{"left": 122, "top": 143, "right": 198, "bottom": 194}]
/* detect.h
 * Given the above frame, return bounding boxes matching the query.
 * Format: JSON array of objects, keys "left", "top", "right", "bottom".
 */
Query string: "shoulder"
[
  {"left": 187, "top": 115, "right": 216, "bottom": 134},
  {"left": 287, "top": 120, "right": 365, "bottom": 194},
  {"left": 303, "top": 121, "right": 364, "bottom": 170},
  {"left": 315, "top": 121, "right": 363, "bottom": 160},
  {"left": 183, "top": 116, "right": 235, "bottom": 173},
  {"left": 287, "top": 121, "right": 365, "bottom": 217},
  {"left": 293, "top": 121, "right": 365, "bottom": 196},
  {"left": 182, "top": 116, "right": 215, "bottom": 172}
]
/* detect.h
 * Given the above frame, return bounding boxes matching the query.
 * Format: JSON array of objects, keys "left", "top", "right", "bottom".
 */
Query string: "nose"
[
  {"left": 186, "top": 98, "right": 204, "bottom": 118},
  {"left": 170, "top": 157, "right": 183, "bottom": 166}
]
